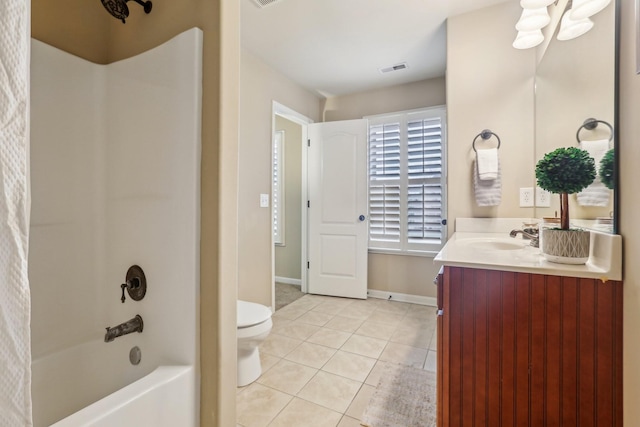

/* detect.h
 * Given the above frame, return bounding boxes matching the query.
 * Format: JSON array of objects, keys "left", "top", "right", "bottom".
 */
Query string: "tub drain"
[{"left": 129, "top": 346, "right": 142, "bottom": 365}]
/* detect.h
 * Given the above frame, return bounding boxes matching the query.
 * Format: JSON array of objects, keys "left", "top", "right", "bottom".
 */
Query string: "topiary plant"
[
  {"left": 599, "top": 148, "right": 615, "bottom": 190},
  {"left": 535, "top": 147, "right": 596, "bottom": 230}
]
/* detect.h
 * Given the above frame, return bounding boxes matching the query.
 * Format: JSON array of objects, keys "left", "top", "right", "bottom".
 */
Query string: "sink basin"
[{"left": 458, "top": 238, "right": 527, "bottom": 251}]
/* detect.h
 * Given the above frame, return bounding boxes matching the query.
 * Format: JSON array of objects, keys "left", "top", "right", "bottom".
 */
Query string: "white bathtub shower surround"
[
  {"left": 29, "top": 28, "right": 202, "bottom": 426},
  {"left": 0, "top": 0, "right": 32, "bottom": 425}
]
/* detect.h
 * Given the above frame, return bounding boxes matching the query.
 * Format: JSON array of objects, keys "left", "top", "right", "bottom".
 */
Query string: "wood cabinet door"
[{"left": 438, "top": 266, "right": 622, "bottom": 427}]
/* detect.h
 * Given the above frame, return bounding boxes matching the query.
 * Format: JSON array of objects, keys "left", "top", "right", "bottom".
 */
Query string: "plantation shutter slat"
[{"left": 367, "top": 108, "right": 447, "bottom": 254}]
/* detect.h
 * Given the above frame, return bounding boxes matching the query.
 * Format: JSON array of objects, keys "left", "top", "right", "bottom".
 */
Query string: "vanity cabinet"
[{"left": 437, "top": 266, "right": 622, "bottom": 427}]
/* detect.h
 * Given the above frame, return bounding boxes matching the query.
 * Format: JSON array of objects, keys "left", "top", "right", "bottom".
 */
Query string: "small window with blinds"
[
  {"left": 273, "top": 130, "right": 285, "bottom": 246},
  {"left": 367, "top": 107, "right": 447, "bottom": 255}
]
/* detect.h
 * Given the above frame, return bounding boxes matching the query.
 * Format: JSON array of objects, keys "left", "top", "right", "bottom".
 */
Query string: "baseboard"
[
  {"left": 367, "top": 289, "right": 437, "bottom": 307},
  {"left": 275, "top": 276, "right": 302, "bottom": 286}
]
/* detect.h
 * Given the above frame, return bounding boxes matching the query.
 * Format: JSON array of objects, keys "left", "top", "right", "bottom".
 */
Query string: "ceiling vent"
[
  {"left": 379, "top": 62, "right": 408, "bottom": 74},
  {"left": 252, "top": 0, "right": 280, "bottom": 8}
]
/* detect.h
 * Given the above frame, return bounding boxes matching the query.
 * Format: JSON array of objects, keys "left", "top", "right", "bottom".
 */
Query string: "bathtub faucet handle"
[
  {"left": 121, "top": 278, "right": 140, "bottom": 303},
  {"left": 119, "top": 265, "right": 147, "bottom": 303},
  {"left": 120, "top": 283, "right": 127, "bottom": 303}
]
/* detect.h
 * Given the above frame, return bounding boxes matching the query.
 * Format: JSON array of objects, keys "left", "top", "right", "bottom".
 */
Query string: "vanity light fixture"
[
  {"left": 570, "top": 0, "right": 611, "bottom": 20},
  {"left": 513, "top": 1, "right": 552, "bottom": 50},
  {"left": 516, "top": 7, "right": 552, "bottom": 31},
  {"left": 514, "top": 0, "right": 611, "bottom": 49},
  {"left": 513, "top": 29, "right": 545, "bottom": 49},
  {"left": 520, "top": 0, "right": 555, "bottom": 8},
  {"left": 557, "top": 9, "right": 594, "bottom": 40}
]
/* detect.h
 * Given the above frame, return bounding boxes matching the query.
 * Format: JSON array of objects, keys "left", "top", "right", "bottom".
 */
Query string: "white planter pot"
[{"left": 541, "top": 228, "right": 590, "bottom": 265}]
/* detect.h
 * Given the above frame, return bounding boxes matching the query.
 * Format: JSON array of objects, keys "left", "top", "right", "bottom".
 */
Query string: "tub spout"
[{"left": 105, "top": 315, "right": 144, "bottom": 343}]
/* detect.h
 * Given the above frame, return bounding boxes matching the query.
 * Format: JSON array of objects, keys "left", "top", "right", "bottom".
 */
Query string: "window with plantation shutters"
[{"left": 367, "top": 107, "right": 447, "bottom": 255}]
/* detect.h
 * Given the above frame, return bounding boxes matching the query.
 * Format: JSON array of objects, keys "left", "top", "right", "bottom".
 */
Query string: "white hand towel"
[
  {"left": 474, "top": 158, "right": 502, "bottom": 206},
  {"left": 476, "top": 148, "right": 499, "bottom": 181},
  {"left": 577, "top": 139, "right": 611, "bottom": 207}
]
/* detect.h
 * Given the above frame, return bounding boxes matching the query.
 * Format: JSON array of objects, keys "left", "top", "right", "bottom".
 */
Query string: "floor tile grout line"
[
  {"left": 263, "top": 367, "right": 361, "bottom": 419},
  {"left": 240, "top": 295, "right": 439, "bottom": 427},
  {"left": 294, "top": 369, "right": 364, "bottom": 418}
]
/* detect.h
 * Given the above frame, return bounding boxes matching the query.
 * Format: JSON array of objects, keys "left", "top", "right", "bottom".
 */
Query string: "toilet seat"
[{"left": 237, "top": 300, "right": 272, "bottom": 328}]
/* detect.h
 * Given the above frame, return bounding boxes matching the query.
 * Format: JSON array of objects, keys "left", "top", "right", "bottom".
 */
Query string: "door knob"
[{"left": 359, "top": 215, "right": 366, "bottom": 221}]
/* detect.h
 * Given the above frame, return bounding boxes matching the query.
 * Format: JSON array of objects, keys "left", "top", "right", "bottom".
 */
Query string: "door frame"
[{"left": 271, "top": 101, "right": 314, "bottom": 309}]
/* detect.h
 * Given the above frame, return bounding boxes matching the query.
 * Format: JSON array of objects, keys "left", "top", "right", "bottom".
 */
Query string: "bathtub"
[
  {"left": 31, "top": 339, "right": 197, "bottom": 427},
  {"left": 50, "top": 366, "right": 196, "bottom": 427}
]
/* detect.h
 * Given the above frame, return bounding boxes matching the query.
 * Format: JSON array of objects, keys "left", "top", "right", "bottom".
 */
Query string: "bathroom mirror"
[{"left": 534, "top": 0, "right": 618, "bottom": 234}]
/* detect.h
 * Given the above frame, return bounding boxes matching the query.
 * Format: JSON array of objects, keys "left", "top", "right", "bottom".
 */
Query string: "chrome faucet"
[
  {"left": 104, "top": 314, "right": 144, "bottom": 343},
  {"left": 509, "top": 229, "right": 539, "bottom": 248}
]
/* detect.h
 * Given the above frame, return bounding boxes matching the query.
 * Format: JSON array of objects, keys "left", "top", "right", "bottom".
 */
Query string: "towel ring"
[
  {"left": 576, "top": 118, "right": 613, "bottom": 143},
  {"left": 472, "top": 129, "right": 501, "bottom": 152}
]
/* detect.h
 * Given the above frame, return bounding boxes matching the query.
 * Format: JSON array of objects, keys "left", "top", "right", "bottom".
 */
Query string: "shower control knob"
[{"left": 119, "top": 265, "right": 147, "bottom": 303}]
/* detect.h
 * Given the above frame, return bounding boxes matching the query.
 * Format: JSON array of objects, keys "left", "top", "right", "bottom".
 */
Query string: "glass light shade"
[
  {"left": 513, "top": 29, "right": 544, "bottom": 49},
  {"left": 520, "top": 0, "right": 554, "bottom": 9},
  {"left": 557, "top": 10, "right": 594, "bottom": 40},
  {"left": 570, "top": 0, "right": 611, "bottom": 20},
  {"left": 516, "top": 7, "right": 551, "bottom": 31}
]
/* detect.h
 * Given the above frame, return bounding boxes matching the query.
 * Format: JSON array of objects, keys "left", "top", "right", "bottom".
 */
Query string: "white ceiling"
[{"left": 241, "top": 0, "right": 508, "bottom": 98}]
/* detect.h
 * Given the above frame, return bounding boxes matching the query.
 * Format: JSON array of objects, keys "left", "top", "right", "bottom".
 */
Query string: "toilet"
[{"left": 237, "top": 299, "right": 273, "bottom": 387}]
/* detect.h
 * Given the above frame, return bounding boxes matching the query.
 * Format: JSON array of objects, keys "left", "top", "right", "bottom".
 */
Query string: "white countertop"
[{"left": 433, "top": 219, "right": 622, "bottom": 281}]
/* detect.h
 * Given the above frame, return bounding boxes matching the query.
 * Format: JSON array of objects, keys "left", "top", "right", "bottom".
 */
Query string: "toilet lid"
[{"left": 237, "top": 300, "right": 272, "bottom": 328}]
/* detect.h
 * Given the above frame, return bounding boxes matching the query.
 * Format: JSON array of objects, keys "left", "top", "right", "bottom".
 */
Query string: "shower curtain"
[{"left": 0, "top": 0, "right": 32, "bottom": 425}]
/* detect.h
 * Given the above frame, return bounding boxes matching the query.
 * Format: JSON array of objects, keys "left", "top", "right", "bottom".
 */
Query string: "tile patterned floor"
[{"left": 236, "top": 294, "right": 438, "bottom": 427}]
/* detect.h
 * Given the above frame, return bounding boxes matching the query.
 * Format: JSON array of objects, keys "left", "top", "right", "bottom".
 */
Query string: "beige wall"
[
  {"left": 32, "top": 0, "right": 109, "bottom": 63},
  {"left": 368, "top": 253, "right": 440, "bottom": 298},
  {"left": 619, "top": 0, "right": 640, "bottom": 422},
  {"left": 274, "top": 116, "right": 303, "bottom": 281},
  {"left": 447, "top": 1, "right": 536, "bottom": 230},
  {"left": 238, "top": 48, "right": 322, "bottom": 307},
  {"left": 323, "top": 77, "right": 445, "bottom": 122},
  {"left": 323, "top": 77, "right": 446, "bottom": 299},
  {"left": 31, "top": 1, "right": 239, "bottom": 425}
]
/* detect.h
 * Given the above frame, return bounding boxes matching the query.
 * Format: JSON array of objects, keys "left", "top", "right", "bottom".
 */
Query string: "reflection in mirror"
[{"left": 534, "top": 0, "right": 617, "bottom": 233}]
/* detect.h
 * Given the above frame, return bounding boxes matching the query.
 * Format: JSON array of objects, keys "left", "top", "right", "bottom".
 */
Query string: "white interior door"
[{"left": 307, "top": 119, "right": 368, "bottom": 299}]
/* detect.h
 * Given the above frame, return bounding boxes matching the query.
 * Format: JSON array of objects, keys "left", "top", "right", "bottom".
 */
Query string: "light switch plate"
[{"left": 260, "top": 193, "right": 269, "bottom": 208}]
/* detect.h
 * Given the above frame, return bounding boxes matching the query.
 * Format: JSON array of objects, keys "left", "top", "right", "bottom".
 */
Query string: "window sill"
[{"left": 367, "top": 248, "right": 438, "bottom": 258}]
